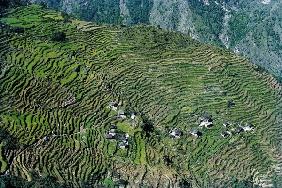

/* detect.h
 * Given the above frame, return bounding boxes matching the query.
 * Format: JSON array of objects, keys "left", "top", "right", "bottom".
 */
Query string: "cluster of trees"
[{"left": 51, "top": 31, "right": 66, "bottom": 42}]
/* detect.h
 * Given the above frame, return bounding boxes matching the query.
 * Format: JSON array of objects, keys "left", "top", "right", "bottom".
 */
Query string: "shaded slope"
[{"left": 0, "top": 5, "right": 281, "bottom": 187}]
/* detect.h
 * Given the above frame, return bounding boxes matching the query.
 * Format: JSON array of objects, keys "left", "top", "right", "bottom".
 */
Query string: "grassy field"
[{"left": 0, "top": 4, "right": 281, "bottom": 187}]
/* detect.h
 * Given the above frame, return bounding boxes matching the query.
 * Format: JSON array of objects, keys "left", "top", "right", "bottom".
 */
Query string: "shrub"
[{"left": 61, "top": 12, "right": 71, "bottom": 23}]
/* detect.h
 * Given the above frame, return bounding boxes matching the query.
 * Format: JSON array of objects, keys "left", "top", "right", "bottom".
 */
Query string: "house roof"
[
  {"left": 190, "top": 130, "right": 202, "bottom": 137},
  {"left": 170, "top": 128, "right": 182, "bottom": 137},
  {"left": 235, "top": 126, "right": 244, "bottom": 134},
  {"left": 223, "top": 121, "right": 230, "bottom": 127},
  {"left": 110, "top": 124, "right": 117, "bottom": 129},
  {"left": 199, "top": 121, "right": 213, "bottom": 128},
  {"left": 119, "top": 141, "right": 129, "bottom": 148},
  {"left": 106, "top": 133, "right": 115, "bottom": 139},
  {"left": 109, "top": 101, "right": 118, "bottom": 107},
  {"left": 200, "top": 115, "right": 213, "bottom": 123},
  {"left": 242, "top": 124, "right": 254, "bottom": 131},
  {"left": 221, "top": 131, "right": 231, "bottom": 138}
]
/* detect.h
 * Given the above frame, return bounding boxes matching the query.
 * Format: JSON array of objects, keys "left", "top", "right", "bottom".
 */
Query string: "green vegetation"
[
  {"left": 117, "top": 121, "right": 141, "bottom": 136},
  {"left": 229, "top": 13, "right": 249, "bottom": 47},
  {"left": 188, "top": 0, "right": 225, "bottom": 45},
  {"left": 126, "top": 0, "right": 153, "bottom": 24},
  {"left": 51, "top": 31, "right": 67, "bottom": 42},
  {"left": 103, "top": 178, "right": 114, "bottom": 188},
  {"left": 0, "top": 5, "right": 281, "bottom": 187},
  {"left": 133, "top": 132, "right": 146, "bottom": 165},
  {"left": 73, "top": 0, "right": 121, "bottom": 24},
  {"left": 0, "top": 143, "right": 8, "bottom": 173}
]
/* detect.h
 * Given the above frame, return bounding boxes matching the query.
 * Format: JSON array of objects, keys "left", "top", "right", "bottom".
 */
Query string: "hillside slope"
[
  {"left": 28, "top": 0, "right": 282, "bottom": 80},
  {"left": 0, "top": 5, "right": 282, "bottom": 187}
]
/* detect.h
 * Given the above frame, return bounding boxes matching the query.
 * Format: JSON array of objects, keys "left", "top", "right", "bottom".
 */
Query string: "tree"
[
  {"left": 51, "top": 31, "right": 66, "bottom": 42},
  {"left": 141, "top": 116, "right": 154, "bottom": 136},
  {"left": 163, "top": 155, "right": 173, "bottom": 166},
  {"left": 61, "top": 12, "right": 71, "bottom": 23},
  {"left": 227, "top": 100, "right": 235, "bottom": 108}
]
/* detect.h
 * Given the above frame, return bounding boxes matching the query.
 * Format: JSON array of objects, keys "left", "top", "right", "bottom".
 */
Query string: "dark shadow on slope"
[
  {"left": 0, "top": 174, "right": 67, "bottom": 188},
  {"left": 0, "top": 128, "right": 20, "bottom": 151}
]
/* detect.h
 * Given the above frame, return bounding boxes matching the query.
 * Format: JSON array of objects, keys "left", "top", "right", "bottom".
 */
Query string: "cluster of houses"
[
  {"left": 223, "top": 121, "right": 255, "bottom": 137},
  {"left": 105, "top": 101, "right": 138, "bottom": 149},
  {"left": 169, "top": 115, "right": 213, "bottom": 139},
  {"left": 169, "top": 114, "right": 255, "bottom": 139},
  {"left": 108, "top": 100, "right": 255, "bottom": 143},
  {"left": 109, "top": 101, "right": 137, "bottom": 121},
  {"left": 105, "top": 124, "right": 129, "bottom": 149}
]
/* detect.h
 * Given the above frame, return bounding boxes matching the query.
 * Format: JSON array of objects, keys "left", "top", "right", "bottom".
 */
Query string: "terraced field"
[{"left": 0, "top": 5, "right": 281, "bottom": 187}]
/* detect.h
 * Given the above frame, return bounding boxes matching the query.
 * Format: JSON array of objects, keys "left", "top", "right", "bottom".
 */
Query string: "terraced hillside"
[
  {"left": 0, "top": 5, "right": 281, "bottom": 187},
  {"left": 28, "top": 0, "right": 282, "bottom": 80}
]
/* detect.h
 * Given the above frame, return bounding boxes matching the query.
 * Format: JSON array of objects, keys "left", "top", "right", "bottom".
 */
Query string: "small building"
[
  {"left": 109, "top": 125, "right": 117, "bottom": 133},
  {"left": 109, "top": 129, "right": 116, "bottom": 135},
  {"left": 199, "top": 114, "right": 213, "bottom": 128},
  {"left": 106, "top": 129, "right": 116, "bottom": 139},
  {"left": 110, "top": 124, "right": 117, "bottom": 130},
  {"left": 118, "top": 110, "right": 127, "bottom": 119},
  {"left": 105, "top": 133, "right": 116, "bottom": 139},
  {"left": 223, "top": 121, "right": 230, "bottom": 127},
  {"left": 242, "top": 123, "right": 254, "bottom": 132},
  {"left": 130, "top": 112, "right": 137, "bottom": 120},
  {"left": 169, "top": 128, "right": 182, "bottom": 139},
  {"left": 106, "top": 127, "right": 117, "bottom": 139},
  {"left": 119, "top": 140, "right": 129, "bottom": 149},
  {"left": 109, "top": 101, "right": 118, "bottom": 111},
  {"left": 221, "top": 131, "right": 231, "bottom": 138},
  {"left": 190, "top": 129, "right": 202, "bottom": 138},
  {"left": 235, "top": 126, "right": 244, "bottom": 134},
  {"left": 125, "top": 133, "right": 129, "bottom": 139},
  {"left": 199, "top": 115, "right": 212, "bottom": 122},
  {"left": 43, "top": 136, "right": 49, "bottom": 142},
  {"left": 199, "top": 120, "right": 213, "bottom": 128}
]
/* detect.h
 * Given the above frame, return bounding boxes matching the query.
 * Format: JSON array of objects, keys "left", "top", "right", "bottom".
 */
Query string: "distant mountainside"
[
  {"left": 0, "top": 4, "right": 282, "bottom": 187},
  {"left": 28, "top": 0, "right": 282, "bottom": 80}
]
